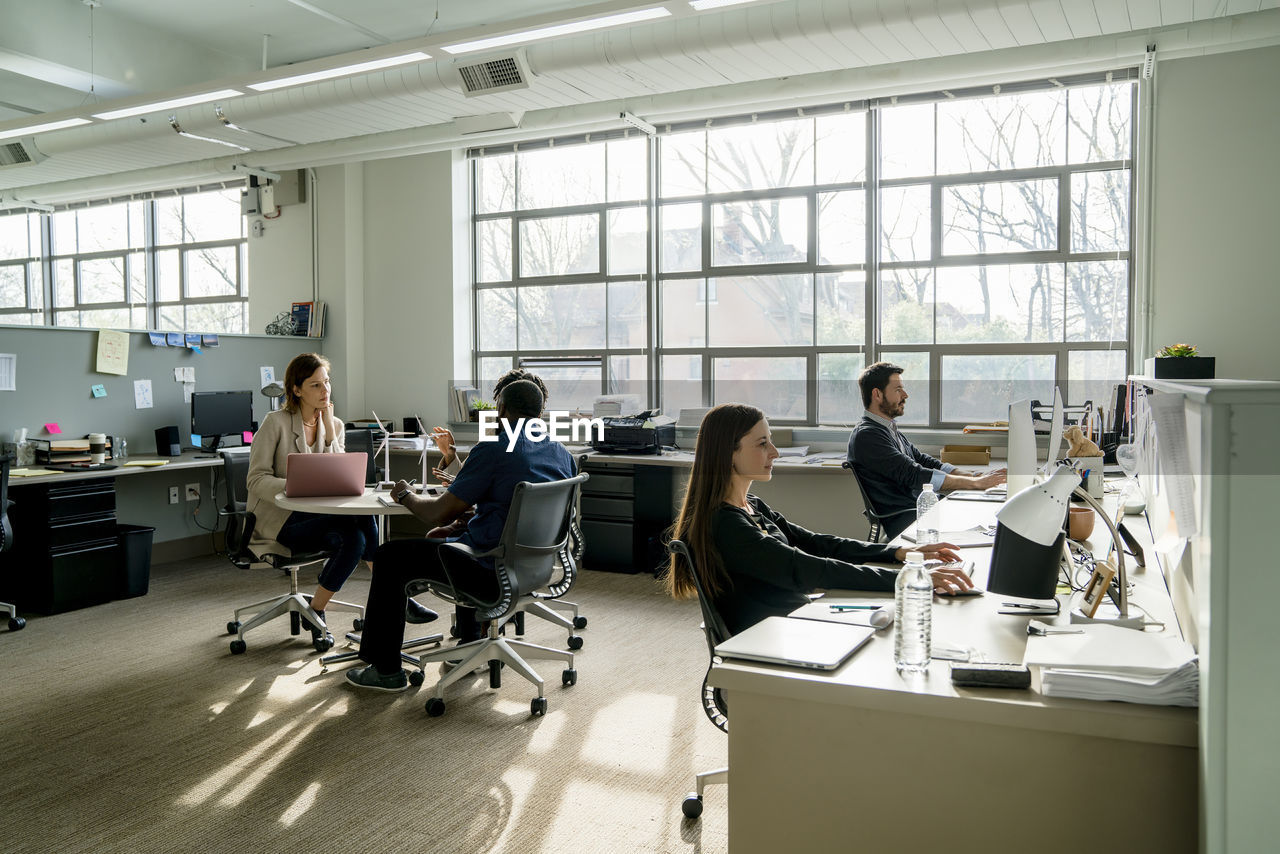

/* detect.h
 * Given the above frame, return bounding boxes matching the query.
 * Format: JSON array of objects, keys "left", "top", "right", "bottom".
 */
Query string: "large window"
[
  {"left": 0, "top": 187, "right": 248, "bottom": 333},
  {"left": 471, "top": 72, "right": 1135, "bottom": 426}
]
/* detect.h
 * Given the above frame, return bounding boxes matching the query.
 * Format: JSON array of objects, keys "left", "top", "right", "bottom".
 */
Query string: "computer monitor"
[
  {"left": 191, "top": 390, "right": 254, "bottom": 453},
  {"left": 1043, "top": 387, "right": 1064, "bottom": 475},
  {"left": 1006, "top": 399, "right": 1036, "bottom": 497}
]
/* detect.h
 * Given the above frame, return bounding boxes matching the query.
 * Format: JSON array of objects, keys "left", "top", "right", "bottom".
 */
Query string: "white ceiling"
[{"left": 1, "top": 0, "right": 1277, "bottom": 204}]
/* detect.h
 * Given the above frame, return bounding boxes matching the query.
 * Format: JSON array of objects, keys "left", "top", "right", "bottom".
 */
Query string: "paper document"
[
  {"left": 775, "top": 446, "right": 809, "bottom": 457},
  {"left": 1024, "top": 623, "right": 1199, "bottom": 706},
  {"left": 900, "top": 525, "right": 995, "bottom": 548},
  {"left": 1149, "top": 391, "right": 1198, "bottom": 538}
]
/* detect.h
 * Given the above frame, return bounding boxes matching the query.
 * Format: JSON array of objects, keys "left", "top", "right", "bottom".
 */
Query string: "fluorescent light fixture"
[
  {"left": 248, "top": 51, "right": 431, "bottom": 92},
  {"left": 93, "top": 89, "right": 244, "bottom": 121},
  {"left": 689, "top": 0, "right": 764, "bottom": 9},
  {"left": 442, "top": 7, "right": 670, "bottom": 55},
  {"left": 0, "top": 117, "right": 91, "bottom": 141}
]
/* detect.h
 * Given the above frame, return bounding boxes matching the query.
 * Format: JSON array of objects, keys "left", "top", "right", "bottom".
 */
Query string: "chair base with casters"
[
  {"left": 2, "top": 601, "right": 25, "bottom": 632},
  {"left": 412, "top": 614, "right": 576, "bottom": 717},
  {"left": 224, "top": 562, "right": 365, "bottom": 655},
  {"left": 669, "top": 539, "right": 731, "bottom": 821}
]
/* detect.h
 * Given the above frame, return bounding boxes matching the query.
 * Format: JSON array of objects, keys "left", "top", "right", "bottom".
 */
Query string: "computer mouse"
[{"left": 869, "top": 609, "right": 893, "bottom": 629}]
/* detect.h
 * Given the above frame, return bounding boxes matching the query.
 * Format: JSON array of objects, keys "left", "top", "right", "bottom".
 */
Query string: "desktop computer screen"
[{"left": 191, "top": 390, "right": 254, "bottom": 452}]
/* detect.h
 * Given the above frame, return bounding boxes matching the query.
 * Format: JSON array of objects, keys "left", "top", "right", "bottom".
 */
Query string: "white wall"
[{"left": 1149, "top": 45, "right": 1280, "bottom": 380}]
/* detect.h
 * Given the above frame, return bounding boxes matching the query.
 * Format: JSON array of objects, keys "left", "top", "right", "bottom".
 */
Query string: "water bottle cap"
[
  {"left": 921, "top": 483, "right": 933, "bottom": 492},
  {"left": 904, "top": 551, "right": 924, "bottom": 563}
]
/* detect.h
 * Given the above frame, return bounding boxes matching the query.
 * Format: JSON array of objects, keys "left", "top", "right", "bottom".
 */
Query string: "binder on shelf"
[
  {"left": 308, "top": 300, "right": 326, "bottom": 337},
  {"left": 290, "top": 301, "right": 313, "bottom": 336}
]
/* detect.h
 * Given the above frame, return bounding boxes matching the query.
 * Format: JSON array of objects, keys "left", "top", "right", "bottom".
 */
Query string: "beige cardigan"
[{"left": 246, "top": 408, "right": 344, "bottom": 558}]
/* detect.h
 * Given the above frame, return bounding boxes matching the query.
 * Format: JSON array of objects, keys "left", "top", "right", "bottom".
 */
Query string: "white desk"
[{"left": 708, "top": 498, "right": 1197, "bottom": 854}]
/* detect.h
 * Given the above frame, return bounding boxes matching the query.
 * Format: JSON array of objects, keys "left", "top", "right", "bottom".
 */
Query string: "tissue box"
[{"left": 940, "top": 445, "right": 990, "bottom": 466}]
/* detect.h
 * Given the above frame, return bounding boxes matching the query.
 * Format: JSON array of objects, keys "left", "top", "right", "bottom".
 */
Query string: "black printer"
[{"left": 591, "top": 412, "right": 676, "bottom": 454}]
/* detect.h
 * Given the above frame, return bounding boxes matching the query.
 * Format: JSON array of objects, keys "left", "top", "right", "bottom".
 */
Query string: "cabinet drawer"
[
  {"left": 47, "top": 481, "right": 116, "bottom": 520},
  {"left": 580, "top": 519, "right": 636, "bottom": 570},
  {"left": 582, "top": 496, "right": 633, "bottom": 521},
  {"left": 582, "top": 472, "right": 635, "bottom": 497},
  {"left": 49, "top": 515, "right": 118, "bottom": 550}
]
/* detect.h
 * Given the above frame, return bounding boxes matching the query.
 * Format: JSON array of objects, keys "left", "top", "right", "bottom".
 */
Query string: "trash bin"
[{"left": 117, "top": 524, "right": 155, "bottom": 598}]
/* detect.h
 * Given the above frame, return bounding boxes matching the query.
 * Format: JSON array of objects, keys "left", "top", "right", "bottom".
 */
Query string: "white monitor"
[
  {"left": 1007, "top": 399, "right": 1036, "bottom": 497},
  {"left": 1043, "top": 386, "right": 1064, "bottom": 475}
]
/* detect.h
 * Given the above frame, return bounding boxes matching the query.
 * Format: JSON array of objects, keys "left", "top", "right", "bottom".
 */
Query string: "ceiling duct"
[
  {"left": 455, "top": 51, "right": 532, "bottom": 97},
  {"left": 0, "top": 139, "right": 48, "bottom": 170}
]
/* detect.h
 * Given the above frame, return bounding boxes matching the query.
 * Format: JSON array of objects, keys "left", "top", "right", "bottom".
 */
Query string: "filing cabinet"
[
  {"left": 5, "top": 478, "right": 120, "bottom": 614},
  {"left": 580, "top": 460, "right": 673, "bottom": 573}
]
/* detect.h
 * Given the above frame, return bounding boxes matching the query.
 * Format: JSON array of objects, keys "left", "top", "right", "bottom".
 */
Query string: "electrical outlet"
[
  {"left": 185, "top": 482, "right": 200, "bottom": 502},
  {"left": 168, "top": 486, "right": 179, "bottom": 505}
]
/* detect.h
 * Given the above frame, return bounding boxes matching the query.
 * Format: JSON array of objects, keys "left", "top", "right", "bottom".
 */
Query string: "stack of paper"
[
  {"left": 1023, "top": 623, "right": 1199, "bottom": 707},
  {"left": 775, "top": 446, "right": 809, "bottom": 457}
]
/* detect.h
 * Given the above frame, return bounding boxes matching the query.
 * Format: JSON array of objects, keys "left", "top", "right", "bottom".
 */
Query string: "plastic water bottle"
[
  {"left": 894, "top": 551, "right": 932, "bottom": 672},
  {"left": 916, "top": 483, "right": 939, "bottom": 544}
]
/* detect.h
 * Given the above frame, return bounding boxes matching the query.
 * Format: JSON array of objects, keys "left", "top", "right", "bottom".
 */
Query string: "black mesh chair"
[
  {"left": 1, "top": 452, "right": 26, "bottom": 632},
  {"left": 668, "top": 539, "right": 729, "bottom": 820},
  {"left": 511, "top": 454, "right": 589, "bottom": 648},
  {"left": 218, "top": 450, "right": 364, "bottom": 655},
  {"left": 409, "top": 472, "right": 587, "bottom": 718},
  {"left": 841, "top": 460, "right": 898, "bottom": 543}
]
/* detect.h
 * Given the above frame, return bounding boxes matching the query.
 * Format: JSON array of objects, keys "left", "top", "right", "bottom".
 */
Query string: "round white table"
[{"left": 274, "top": 487, "right": 427, "bottom": 515}]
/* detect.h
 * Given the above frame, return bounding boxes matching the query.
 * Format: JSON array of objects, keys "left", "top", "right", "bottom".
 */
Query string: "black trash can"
[{"left": 117, "top": 524, "right": 155, "bottom": 598}]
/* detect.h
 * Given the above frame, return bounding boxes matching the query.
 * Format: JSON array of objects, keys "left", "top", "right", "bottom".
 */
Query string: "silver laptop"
[
  {"left": 715, "top": 616, "right": 875, "bottom": 671},
  {"left": 284, "top": 452, "right": 367, "bottom": 498}
]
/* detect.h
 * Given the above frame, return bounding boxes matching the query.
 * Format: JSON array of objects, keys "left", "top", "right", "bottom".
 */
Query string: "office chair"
[
  {"left": 1, "top": 453, "right": 27, "bottom": 632},
  {"left": 218, "top": 450, "right": 364, "bottom": 655},
  {"left": 511, "top": 453, "right": 589, "bottom": 648},
  {"left": 667, "top": 539, "right": 728, "bottom": 820},
  {"left": 408, "top": 473, "right": 587, "bottom": 718},
  {"left": 841, "top": 460, "right": 898, "bottom": 543}
]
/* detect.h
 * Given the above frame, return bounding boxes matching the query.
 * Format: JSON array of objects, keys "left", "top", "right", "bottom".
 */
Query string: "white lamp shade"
[{"left": 996, "top": 464, "right": 1079, "bottom": 546}]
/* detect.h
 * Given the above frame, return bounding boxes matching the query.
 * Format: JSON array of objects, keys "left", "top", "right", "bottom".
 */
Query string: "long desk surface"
[
  {"left": 708, "top": 497, "right": 1197, "bottom": 854},
  {"left": 7, "top": 451, "right": 229, "bottom": 487}
]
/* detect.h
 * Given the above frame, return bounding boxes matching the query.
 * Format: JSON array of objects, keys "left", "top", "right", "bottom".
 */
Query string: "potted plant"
[
  {"left": 469, "top": 399, "right": 496, "bottom": 422},
  {"left": 1148, "top": 342, "right": 1216, "bottom": 380}
]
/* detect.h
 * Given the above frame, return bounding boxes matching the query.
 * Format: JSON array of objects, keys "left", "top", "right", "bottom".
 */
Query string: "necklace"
[{"left": 302, "top": 417, "right": 318, "bottom": 428}]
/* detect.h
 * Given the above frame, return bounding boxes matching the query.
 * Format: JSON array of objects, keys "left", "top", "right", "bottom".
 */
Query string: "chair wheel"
[
  {"left": 489, "top": 660, "right": 502, "bottom": 689},
  {"left": 573, "top": 615, "right": 588, "bottom": 629},
  {"left": 425, "top": 697, "right": 445, "bottom": 717},
  {"left": 230, "top": 639, "right": 247, "bottom": 654},
  {"left": 531, "top": 696, "right": 547, "bottom": 716},
  {"left": 8, "top": 617, "right": 26, "bottom": 631},
  {"left": 562, "top": 668, "right": 577, "bottom": 686},
  {"left": 313, "top": 634, "right": 334, "bottom": 653},
  {"left": 352, "top": 618, "right": 364, "bottom": 631},
  {"left": 290, "top": 612, "right": 302, "bottom": 634},
  {"left": 226, "top": 620, "right": 240, "bottom": 635},
  {"left": 409, "top": 669, "right": 425, "bottom": 687},
  {"left": 567, "top": 635, "right": 584, "bottom": 650},
  {"left": 682, "top": 794, "right": 704, "bottom": 819},
  {"left": 448, "top": 624, "right": 459, "bottom": 639},
  {"left": 514, "top": 613, "right": 525, "bottom": 635}
]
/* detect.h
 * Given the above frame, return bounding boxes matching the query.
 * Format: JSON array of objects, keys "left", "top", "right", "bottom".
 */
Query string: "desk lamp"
[
  {"left": 261, "top": 381, "right": 286, "bottom": 412},
  {"left": 987, "top": 465, "right": 1077, "bottom": 601}
]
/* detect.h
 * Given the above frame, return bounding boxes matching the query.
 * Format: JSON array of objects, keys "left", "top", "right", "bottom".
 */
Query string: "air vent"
[
  {"left": 0, "top": 138, "right": 47, "bottom": 170},
  {"left": 455, "top": 51, "right": 532, "bottom": 97}
]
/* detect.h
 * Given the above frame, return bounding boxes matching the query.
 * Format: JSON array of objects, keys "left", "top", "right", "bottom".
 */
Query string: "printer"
[{"left": 591, "top": 412, "right": 677, "bottom": 454}]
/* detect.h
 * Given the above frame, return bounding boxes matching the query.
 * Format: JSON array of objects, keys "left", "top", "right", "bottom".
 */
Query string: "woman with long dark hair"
[{"left": 665, "top": 403, "right": 971, "bottom": 635}]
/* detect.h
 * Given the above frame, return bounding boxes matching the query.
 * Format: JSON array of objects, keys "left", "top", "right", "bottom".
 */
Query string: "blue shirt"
[{"left": 446, "top": 431, "right": 576, "bottom": 560}]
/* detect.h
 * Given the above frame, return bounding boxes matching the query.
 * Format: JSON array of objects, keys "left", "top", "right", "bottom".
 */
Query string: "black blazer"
[
  {"left": 846, "top": 415, "right": 947, "bottom": 538},
  {"left": 710, "top": 495, "right": 899, "bottom": 636}
]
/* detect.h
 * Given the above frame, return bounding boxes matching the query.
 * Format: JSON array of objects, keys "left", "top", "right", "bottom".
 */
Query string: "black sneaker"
[
  {"left": 405, "top": 598, "right": 439, "bottom": 624},
  {"left": 345, "top": 665, "right": 410, "bottom": 693}
]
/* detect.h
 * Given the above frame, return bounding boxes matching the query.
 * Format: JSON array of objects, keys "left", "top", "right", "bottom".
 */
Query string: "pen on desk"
[{"left": 829, "top": 604, "right": 883, "bottom": 611}]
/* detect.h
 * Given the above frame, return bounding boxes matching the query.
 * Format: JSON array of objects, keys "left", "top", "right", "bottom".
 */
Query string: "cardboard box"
[{"left": 940, "top": 445, "right": 990, "bottom": 466}]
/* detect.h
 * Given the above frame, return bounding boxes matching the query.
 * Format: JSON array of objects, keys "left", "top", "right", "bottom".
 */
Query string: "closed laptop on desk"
[
  {"left": 715, "top": 616, "right": 874, "bottom": 671},
  {"left": 284, "top": 453, "right": 367, "bottom": 497}
]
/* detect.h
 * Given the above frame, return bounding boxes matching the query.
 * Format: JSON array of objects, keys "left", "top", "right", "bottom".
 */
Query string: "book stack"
[
  {"left": 290, "top": 300, "right": 326, "bottom": 337},
  {"left": 449, "top": 386, "right": 481, "bottom": 422}
]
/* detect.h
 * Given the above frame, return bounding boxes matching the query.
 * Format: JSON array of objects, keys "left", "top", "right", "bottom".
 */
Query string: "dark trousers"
[
  {"left": 358, "top": 538, "right": 494, "bottom": 673},
  {"left": 276, "top": 511, "right": 377, "bottom": 592}
]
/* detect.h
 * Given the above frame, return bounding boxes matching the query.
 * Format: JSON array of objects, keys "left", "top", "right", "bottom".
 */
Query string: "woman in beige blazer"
[{"left": 247, "top": 353, "right": 433, "bottom": 630}]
